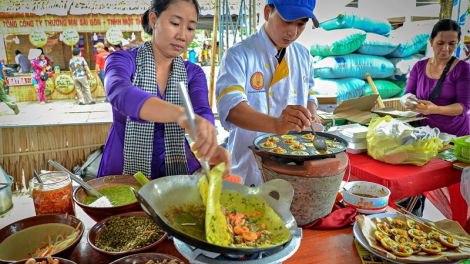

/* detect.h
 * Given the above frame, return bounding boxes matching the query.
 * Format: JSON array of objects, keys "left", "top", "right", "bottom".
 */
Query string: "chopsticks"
[{"left": 396, "top": 205, "right": 453, "bottom": 237}]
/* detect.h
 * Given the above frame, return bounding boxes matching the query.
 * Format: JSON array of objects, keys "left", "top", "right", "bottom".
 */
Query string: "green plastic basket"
[{"left": 451, "top": 135, "right": 470, "bottom": 163}]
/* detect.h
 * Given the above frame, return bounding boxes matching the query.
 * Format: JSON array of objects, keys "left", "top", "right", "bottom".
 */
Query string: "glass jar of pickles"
[{"left": 32, "top": 172, "right": 75, "bottom": 215}]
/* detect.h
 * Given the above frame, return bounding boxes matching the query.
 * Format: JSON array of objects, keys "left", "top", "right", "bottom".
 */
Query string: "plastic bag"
[
  {"left": 367, "top": 116, "right": 442, "bottom": 166},
  {"left": 461, "top": 167, "right": 470, "bottom": 206}
]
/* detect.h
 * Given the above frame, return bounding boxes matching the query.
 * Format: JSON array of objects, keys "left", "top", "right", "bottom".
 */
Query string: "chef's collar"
[{"left": 260, "top": 25, "right": 284, "bottom": 59}]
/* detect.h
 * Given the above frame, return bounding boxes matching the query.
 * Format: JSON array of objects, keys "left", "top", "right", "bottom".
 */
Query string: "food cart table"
[
  {"left": 345, "top": 152, "right": 469, "bottom": 232},
  {"left": 0, "top": 194, "right": 362, "bottom": 264}
]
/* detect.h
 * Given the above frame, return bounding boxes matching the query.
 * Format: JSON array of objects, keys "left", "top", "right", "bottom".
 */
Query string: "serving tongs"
[
  {"left": 48, "top": 160, "right": 102, "bottom": 197},
  {"left": 177, "top": 82, "right": 211, "bottom": 183}
]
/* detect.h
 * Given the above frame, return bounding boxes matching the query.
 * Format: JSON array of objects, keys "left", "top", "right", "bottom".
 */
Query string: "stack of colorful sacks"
[{"left": 308, "top": 12, "right": 429, "bottom": 103}]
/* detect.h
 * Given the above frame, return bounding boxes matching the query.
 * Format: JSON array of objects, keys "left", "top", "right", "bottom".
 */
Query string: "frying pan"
[
  {"left": 250, "top": 130, "right": 349, "bottom": 162},
  {"left": 133, "top": 175, "right": 297, "bottom": 254}
]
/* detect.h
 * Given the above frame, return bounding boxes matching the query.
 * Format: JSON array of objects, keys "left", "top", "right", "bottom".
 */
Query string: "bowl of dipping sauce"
[
  {"left": 73, "top": 175, "right": 142, "bottom": 221},
  {"left": 342, "top": 181, "right": 391, "bottom": 214}
]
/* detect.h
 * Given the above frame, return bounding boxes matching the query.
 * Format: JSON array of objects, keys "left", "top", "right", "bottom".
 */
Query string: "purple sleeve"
[
  {"left": 405, "top": 60, "right": 421, "bottom": 94},
  {"left": 186, "top": 62, "right": 215, "bottom": 125},
  {"left": 455, "top": 61, "right": 470, "bottom": 114},
  {"left": 105, "top": 49, "right": 155, "bottom": 120}
]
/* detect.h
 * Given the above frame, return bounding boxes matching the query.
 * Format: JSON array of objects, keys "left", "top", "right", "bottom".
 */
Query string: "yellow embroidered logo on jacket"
[{"left": 250, "top": 72, "right": 264, "bottom": 90}]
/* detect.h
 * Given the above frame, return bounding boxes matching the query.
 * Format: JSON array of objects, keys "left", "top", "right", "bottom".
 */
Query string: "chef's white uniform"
[{"left": 216, "top": 26, "right": 318, "bottom": 187}]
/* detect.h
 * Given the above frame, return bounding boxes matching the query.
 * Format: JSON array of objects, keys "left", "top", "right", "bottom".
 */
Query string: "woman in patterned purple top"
[
  {"left": 97, "top": 0, "right": 230, "bottom": 179},
  {"left": 405, "top": 19, "right": 470, "bottom": 137}
]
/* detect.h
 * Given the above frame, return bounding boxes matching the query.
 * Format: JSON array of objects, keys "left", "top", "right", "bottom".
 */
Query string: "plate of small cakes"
[{"left": 353, "top": 213, "right": 470, "bottom": 263}]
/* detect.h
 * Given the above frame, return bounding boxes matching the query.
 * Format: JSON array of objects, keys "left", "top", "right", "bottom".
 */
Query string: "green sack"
[
  {"left": 363, "top": 79, "right": 402, "bottom": 99},
  {"left": 310, "top": 28, "right": 366, "bottom": 57}
]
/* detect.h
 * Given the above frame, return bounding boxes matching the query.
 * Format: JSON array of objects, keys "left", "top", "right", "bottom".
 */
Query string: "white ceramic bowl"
[{"left": 342, "top": 181, "right": 391, "bottom": 214}]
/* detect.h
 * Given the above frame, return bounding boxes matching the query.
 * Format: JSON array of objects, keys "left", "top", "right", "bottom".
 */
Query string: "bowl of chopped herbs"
[{"left": 87, "top": 211, "right": 167, "bottom": 256}]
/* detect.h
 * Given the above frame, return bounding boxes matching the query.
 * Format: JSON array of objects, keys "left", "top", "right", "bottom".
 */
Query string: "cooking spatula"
[{"left": 177, "top": 82, "right": 211, "bottom": 182}]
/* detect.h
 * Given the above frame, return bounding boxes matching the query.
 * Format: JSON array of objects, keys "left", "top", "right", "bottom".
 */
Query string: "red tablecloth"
[
  {"left": 345, "top": 152, "right": 469, "bottom": 232},
  {"left": 424, "top": 183, "right": 470, "bottom": 231}
]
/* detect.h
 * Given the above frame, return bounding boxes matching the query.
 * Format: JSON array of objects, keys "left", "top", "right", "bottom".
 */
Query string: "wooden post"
[
  {"left": 252, "top": 0, "right": 256, "bottom": 33},
  {"left": 84, "top": 32, "right": 92, "bottom": 69},
  {"left": 209, "top": 0, "right": 219, "bottom": 109},
  {"left": 439, "top": 0, "right": 453, "bottom": 20},
  {"left": 365, "top": 72, "right": 385, "bottom": 109}
]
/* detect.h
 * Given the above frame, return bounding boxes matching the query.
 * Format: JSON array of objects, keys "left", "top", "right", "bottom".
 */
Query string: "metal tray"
[{"left": 250, "top": 131, "right": 349, "bottom": 162}]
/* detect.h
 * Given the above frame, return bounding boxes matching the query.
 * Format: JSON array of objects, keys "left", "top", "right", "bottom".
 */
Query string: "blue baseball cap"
[{"left": 267, "top": 0, "right": 318, "bottom": 24}]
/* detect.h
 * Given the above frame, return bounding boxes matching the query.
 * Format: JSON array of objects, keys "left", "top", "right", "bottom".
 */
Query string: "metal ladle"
[{"left": 310, "top": 121, "right": 327, "bottom": 152}]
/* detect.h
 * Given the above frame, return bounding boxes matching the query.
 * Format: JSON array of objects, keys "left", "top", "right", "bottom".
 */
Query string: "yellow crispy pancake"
[{"left": 197, "top": 163, "right": 232, "bottom": 246}]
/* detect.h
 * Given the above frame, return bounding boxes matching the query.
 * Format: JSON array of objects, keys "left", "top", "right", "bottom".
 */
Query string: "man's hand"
[
  {"left": 311, "top": 113, "right": 321, "bottom": 124},
  {"left": 274, "top": 105, "right": 312, "bottom": 135},
  {"left": 207, "top": 146, "right": 231, "bottom": 177}
]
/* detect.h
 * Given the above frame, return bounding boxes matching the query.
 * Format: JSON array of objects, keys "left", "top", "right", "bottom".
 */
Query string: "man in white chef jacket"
[{"left": 216, "top": 0, "right": 321, "bottom": 187}]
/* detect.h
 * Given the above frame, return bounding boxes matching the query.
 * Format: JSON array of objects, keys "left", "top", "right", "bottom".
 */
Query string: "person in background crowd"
[
  {"left": 97, "top": 0, "right": 230, "bottom": 180},
  {"left": 94, "top": 42, "right": 110, "bottom": 103},
  {"left": 37, "top": 47, "right": 53, "bottom": 67},
  {"left": 108, "top": 46, "right": 116, "bottom": 52},
  {"left": 113, "top": 45, "right": 122, "bottom": 51},
  {"left": 30, "top": 48, "right": 54, "bottom": 104},
  {"left": 69, "top": 48, "right": 95, "bottom": 105},
  {"left": 403, "top": 19, "right": 470, "bottom": 217},
  {"left": 216, "top": 0, "right": 320, "bottom": 187},
  {"left": 104, "top": 47, "right": 109, "bottom": 52},
  {"left": 0, "top": 61, "right": 19, "bottom": 114},
  {"left": 15, "top": 50, "right": 31, "bottom": 72}
]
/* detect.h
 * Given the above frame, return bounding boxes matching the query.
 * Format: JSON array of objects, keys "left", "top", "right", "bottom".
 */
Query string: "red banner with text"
[{"left": 0, "top": 14, "right": 143, "bottom": 35}]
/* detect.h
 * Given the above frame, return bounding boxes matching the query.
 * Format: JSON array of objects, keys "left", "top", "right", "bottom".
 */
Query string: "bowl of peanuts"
[
  {"left": 12, "top": 256, "right": 76, "bottom": 264},
  {"left": 110, "top": 253, "right": 185, "bottom": 264}
]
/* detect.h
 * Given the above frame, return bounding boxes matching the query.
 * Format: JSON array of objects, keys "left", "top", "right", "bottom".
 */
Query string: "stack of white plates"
[
  {"left": 341, "top": 126, "right": 369, "bottom": 154},
  {"left": 342, "top": 126, "right": 369, "bottom": 142}
]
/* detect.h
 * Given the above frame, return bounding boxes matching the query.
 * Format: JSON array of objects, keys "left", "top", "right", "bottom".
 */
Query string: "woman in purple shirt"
[
  {"left": 405, "top": 19, "right": 470, "bottom": 137},
  {"left": 97, "top": 0, "right": 230, "bottom": 179}
]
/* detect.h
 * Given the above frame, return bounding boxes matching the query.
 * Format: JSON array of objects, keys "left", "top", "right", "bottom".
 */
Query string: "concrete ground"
[
  {"left": 0, "top": 97, "right": 112, "bottom": 127},
  {"left": 423, "top": 198, "right": 446, "bottom": 222}
]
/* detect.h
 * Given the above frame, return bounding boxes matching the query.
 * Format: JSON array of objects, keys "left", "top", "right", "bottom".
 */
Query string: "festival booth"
[
  {"left": 0, "top": 0, "right": 151, "bottom": 102},
  {"left": 0, "top": 1, "right": 152, "bottom": 190},
  {"left": 1, "top": 1, "right": 470, "bottom": 264}
]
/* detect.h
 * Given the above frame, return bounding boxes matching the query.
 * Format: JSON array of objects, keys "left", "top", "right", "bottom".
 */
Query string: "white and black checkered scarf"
[{"left": 122, "top": 41, "right": 189, "bottom": 177}]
